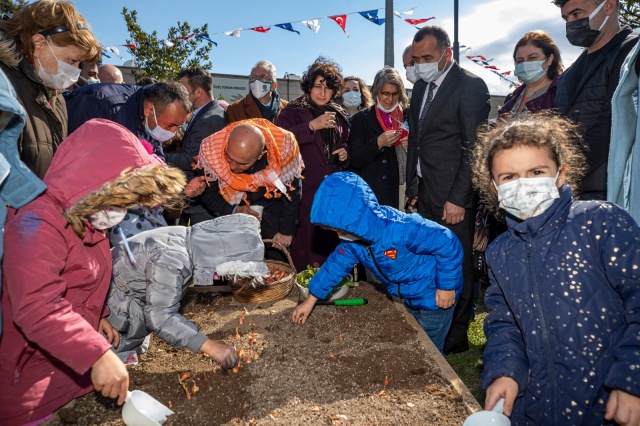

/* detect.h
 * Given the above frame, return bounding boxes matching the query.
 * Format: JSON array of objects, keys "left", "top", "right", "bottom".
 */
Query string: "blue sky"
[{"left": 69, "top": 0, "right": 585, "bottom": 95}]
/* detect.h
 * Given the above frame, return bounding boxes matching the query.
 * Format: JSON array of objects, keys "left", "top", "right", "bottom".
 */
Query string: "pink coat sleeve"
[{"left": 3, "top": 211, "right": 112, "bottom": 375}]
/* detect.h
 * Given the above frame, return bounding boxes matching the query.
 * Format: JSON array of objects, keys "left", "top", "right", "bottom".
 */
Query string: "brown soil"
[{"left": 51, "top": 283, "right": 470, "bottom": 425}]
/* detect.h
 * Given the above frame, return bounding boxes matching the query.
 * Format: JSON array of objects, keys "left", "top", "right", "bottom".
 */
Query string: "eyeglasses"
[
  {"left": 379, "top": 91, "right": 399, "bottom": 99},
  {"left": 249, "top": 74, "right": 273, "bottom": 83}
]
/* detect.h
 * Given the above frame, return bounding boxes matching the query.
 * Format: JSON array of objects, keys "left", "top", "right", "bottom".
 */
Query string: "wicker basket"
[{"left": 231, "top": 239, "right": 296, "bottom": 304}]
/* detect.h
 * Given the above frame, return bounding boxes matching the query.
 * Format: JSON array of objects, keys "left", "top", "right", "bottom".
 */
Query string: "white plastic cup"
[
  {"left": 463, "top": 398, "right": 510, "bottom": 426},
  {"left": 122, "top": 390, "right": 174, "bottom": 426}
]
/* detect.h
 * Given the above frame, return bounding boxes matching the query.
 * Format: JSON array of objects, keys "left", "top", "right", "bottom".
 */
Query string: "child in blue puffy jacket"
[
  {"left": 474, "top": 114, "right": 640, "bottom": 425},
  {"left": 291, "top": 172, "right": 463, "bottom": 353}
]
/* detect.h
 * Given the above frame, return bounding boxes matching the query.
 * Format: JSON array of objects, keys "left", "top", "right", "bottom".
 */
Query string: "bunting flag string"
[
  {"left": 359, "top": 10, "right": 384, "bottom": 25},
  {"left": 328, "top": 15, "right": 349, "bottom": 37},
  {"left": 275, "top": 23, "right": 300, "bottom": 35},
  {"left": 460, "top": 45, "right": 518, "bottom": 86},
  {"left": 249, "top": 26, "right": 271, "bottom": 33},
  {"left": 300, "top": 19, "right": 320, "bottom": 33},
  {"left": 102, "top": 6, "right": 433, "bottom": 50},
  {"left": 196, "top": 33, "right": 218, "bottom": 46},
  {"left": 404, "top": 17, "right": 435, "bottom": 26}
]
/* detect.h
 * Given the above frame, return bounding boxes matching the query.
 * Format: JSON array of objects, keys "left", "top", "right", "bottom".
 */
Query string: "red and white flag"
[
  {"left": 405, "top": 17, "right": 435, "bottom": 26},
  {"left": 329, "top": 15, "right": 349, "bottom": 37},
  {"left": 249, "top": 26, "right": 271, "bottom": 33}
]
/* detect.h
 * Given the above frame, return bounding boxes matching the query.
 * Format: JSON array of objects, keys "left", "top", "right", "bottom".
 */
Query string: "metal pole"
[
  {"left": 453, "top": 0, "right": 459, "bottom": 63},
  {"left": 384, "top": 0, "right": 394, "bottom": 67},
  {"left": 284, "top": 72, "right": 290, "bottom": 101}
]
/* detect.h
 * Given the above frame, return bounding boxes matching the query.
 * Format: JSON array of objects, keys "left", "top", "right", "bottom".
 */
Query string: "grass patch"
[{"left": 445, "top": 281, "right": 488, "bottom": 405}]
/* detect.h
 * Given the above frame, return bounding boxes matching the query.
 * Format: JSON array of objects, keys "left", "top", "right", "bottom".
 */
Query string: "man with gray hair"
[
  {"left": 226, "top": 60, "right": 288, "bottom": 123},
  {"left": 98, "top": 64, "right": 124, "bottom": 84}
]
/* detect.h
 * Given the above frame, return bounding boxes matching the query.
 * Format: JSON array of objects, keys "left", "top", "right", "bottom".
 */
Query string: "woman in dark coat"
[
  {"left": 348, "top": 67, "right": 409, "bottom": 209},
  {"left": 276, "top": 57, "right": 350, "bottom": 271}
]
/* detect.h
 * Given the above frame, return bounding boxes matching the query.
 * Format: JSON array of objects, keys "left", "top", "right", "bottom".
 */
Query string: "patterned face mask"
[
  {"left": 494, "top": 171, "right": 560, "bottom": 220},
  {"left": 89, "top": 206, "right": 127, "bottom": 230}
]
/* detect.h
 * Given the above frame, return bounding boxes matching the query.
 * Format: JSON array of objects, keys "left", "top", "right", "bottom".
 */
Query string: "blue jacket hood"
[
  {"left": 0, "top": 67, "right": 46, "bottom": 208},
  {"left": 311, "top": 172, "right": 383, "bottom": 243}
]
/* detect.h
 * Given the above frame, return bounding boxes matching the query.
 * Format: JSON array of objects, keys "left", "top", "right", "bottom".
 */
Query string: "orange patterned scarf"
[{"left": 196, "top": 118, "right": 304, "bottom": 205}]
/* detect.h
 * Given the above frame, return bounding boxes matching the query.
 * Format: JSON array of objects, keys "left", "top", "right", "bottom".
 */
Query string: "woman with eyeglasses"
[
  {"left": 276, "top": 56, "right": 350, "bottom": 271},
  {"left": 499, "top": 30, "right": 564, "bottom": 117},
  {"left": 342, "top": 76, "right": 374, "bottom": 121},
  {"left": 0, "top": 0, "right": 101, "bottom": 179},
  {"left": 348, "top": 66, "right": 409, "bottom": 210}
]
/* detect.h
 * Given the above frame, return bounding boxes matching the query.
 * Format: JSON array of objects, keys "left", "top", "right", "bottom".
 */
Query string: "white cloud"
[{"left": 438, "top": 0, "right": 584, "bottom": 95}]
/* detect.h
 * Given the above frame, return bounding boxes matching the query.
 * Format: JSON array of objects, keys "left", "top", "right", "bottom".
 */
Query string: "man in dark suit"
[
  {"left": 171, "top": 67, "right": 226, "bottom": 225},
  {"left": 406, "top": 26, "right": 490, "bottom": 354}
]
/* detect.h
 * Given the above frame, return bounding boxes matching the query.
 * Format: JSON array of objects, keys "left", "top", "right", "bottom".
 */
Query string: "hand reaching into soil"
[
  {"left": 485, "top": 376, "right": 518, "bottom": 417},
  {"left": 91, "top": 349, "right": 129, "bottom": 405},
  {"left": 292, "top": 294, "right": 318, "bottom": 324},
  {"left": 200, "top": 339, "right": 238, "bottom": 370}
]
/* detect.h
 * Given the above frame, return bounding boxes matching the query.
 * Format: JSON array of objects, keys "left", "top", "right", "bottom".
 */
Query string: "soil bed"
[{"left": 53, "top": 283, "right": 471, "bottom": 425}]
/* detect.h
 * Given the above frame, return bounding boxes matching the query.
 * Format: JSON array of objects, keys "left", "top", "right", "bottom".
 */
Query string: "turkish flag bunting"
[
  {"left": 176, "top": 33, "right": 195, "bottom": 41},
  {"left": 249, "top": 26, "right": 271, "bottom": 33},
  {"left": 404, "top": 17, "right": 435, "bottom": 25},
  {"left": 329, "top": 15, "right": 349, "bottom": 36}
]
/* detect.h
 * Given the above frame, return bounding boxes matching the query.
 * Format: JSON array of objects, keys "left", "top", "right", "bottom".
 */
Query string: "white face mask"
[
  {"left": 89, "top": 206, "right": 127, "bottom": 230},
  {"left": 342, "top": 91, "right": 362, "bottom": 109},
  {"left": 145, "top": 105, "right": 176, "bottom": 142},
  {"left": 250, "top": 79, "right": 272, "bottom": 99},
  {"left": 405, "top": 65, "right": 419, "bottom": 84},
  {"left": 415, "top": 49, "right": 447, "bottom": 83},
  {"left": 377, "top": 100, "right": 399, "bottom": 114},
  {"left": 493, "top": 171, "right": 560, "bottom": 220},
  {"left": 37, "top": 39, "right": 82, "bottom": 90}
]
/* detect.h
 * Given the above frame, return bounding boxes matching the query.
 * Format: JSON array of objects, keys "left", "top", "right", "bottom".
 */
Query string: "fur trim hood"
[{"left": 0, "top": 32, "right": 21, "bottom": 68}]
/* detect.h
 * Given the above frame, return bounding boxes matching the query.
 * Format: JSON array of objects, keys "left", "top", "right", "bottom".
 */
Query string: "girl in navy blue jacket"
[{"left": 474, "top": 114, "right": 640, "bottom": 426}]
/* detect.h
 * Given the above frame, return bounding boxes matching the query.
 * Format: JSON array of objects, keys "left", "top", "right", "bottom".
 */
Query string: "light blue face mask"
[
  {"left": 514, "top": 59, "right": 548, "bottom": 85},
  {"left": 342, "top": 91, "right": 362, "bottom": 109}
]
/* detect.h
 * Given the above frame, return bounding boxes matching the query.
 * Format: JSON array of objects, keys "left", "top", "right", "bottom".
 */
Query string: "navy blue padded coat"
[{"left": 482, "top": 186, "right": 640, "bottom": 425}]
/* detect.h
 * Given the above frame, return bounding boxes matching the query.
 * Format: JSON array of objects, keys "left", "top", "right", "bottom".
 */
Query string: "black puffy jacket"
[{"left": 554, "top": 28, "right": 638, "bottom": 198}]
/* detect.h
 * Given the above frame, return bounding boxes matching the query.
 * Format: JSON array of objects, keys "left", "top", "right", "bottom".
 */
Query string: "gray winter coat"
[{"left": 106, "top": 214, "right": 267, "bottom": 355}]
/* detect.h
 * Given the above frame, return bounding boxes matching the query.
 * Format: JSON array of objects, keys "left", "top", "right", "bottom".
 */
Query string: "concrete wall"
[{"left": 118, "top": 66, "right": 303, "bottom": 102}]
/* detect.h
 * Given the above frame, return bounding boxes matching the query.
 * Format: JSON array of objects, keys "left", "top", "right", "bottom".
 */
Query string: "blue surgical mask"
[
  {"left": 514, "top": 60, "right": 547, "bottom": 84},
  {"left": 80, "top": 76, "right": 101, "bottom": 85},
  {"left": 342, "top": 91, "right": 362, "bottom": 109},
  {"left": 145, "top": 105, "right": 176, "bottom": 142}
]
